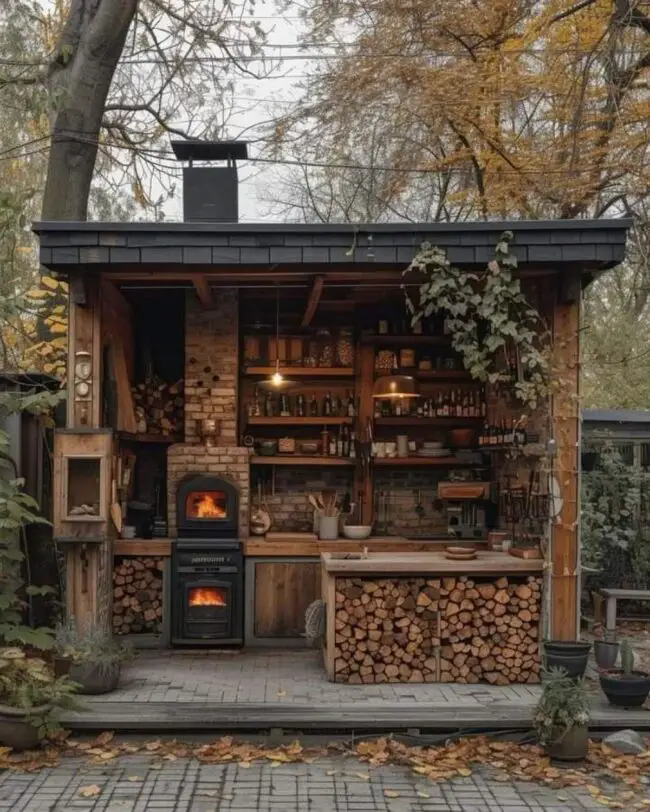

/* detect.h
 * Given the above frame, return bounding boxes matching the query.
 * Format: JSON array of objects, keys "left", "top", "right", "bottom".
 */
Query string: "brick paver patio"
[
  {"left": 60, "top": 650, "right": 650, "bottom": 731},
  {"left": 90, "top": 649, "right": 542, "bottom": 705},
  {"left": 0, "top": 752, "right": 634, "bottom": 812}
]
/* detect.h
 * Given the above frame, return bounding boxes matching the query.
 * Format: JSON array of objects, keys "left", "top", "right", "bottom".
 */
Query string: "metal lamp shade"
[{"left": 372, "top": 375, "right": 420, "bottom": 399}]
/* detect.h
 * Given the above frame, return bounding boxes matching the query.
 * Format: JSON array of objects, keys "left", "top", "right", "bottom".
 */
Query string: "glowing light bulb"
[{"left": 271, "top": 371, "right": 284, "bottom": 386}]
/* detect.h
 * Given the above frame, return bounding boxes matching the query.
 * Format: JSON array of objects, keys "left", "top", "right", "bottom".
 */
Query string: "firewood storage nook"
[
  {"left": 321, "top": 553, "right": 543, "bottom": 684},
  {"left": 34, "top": 139, "right": 630, "bottom": 684}
]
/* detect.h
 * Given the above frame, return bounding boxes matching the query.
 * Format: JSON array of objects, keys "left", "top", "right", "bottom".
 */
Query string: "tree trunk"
[{"left": 41, "top": 0, "right": 137, "bottom": 221}]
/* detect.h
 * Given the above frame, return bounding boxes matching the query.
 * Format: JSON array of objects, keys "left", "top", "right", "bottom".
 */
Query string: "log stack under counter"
[{"left": 321, "top": 552, "right": 544, "bottom": 685}]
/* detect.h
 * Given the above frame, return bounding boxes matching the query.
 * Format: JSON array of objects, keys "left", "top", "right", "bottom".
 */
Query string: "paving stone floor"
[
  {"left": 0, "top": 753, "right": 634, "bottom": 812},
  {"left": 93, "top": 650, "right": 542, "bottom": 706}
]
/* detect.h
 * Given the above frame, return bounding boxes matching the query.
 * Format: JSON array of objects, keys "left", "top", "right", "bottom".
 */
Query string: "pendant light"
[
  {"left": 372, "top": 374, "right": 420, "bottom": 399},
  {"left": 258, "top": 287, "right": 296, "bottom": 392}
]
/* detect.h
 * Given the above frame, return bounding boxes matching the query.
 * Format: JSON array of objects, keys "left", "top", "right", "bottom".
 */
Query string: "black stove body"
[{"left": 171, "top": 473, "right": 243, "bottom": 646}]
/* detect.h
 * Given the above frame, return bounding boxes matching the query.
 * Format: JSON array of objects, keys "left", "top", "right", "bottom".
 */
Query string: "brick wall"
[
  {"left": 252, "top": 468, "right": 449, "bottom": 536},
  {"left": 373, "top": 470, "right": 447, "bottom": 537},
  {"left": 167, "top": 445, "right": 250, "bottom": 536},
  {"left": 252, "top": 469, "right": 354, "bottom": 533},
  {"left": 167, "top": 288, "right": 250, "bottom": 536},
  {"left": 184, "top": 288, "right": 238, "bottom": 445}
]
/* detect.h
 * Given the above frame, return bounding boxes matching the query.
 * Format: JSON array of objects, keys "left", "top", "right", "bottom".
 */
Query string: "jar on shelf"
[
  {"left": 399, "top": 348, "right": 416, "bottom": 368},
  {"left": 304, "top": 337, "right": 319, "bottom": 368},
  {"left": 336, "top": 328, "right": 354, "bottom": 367},
  {"left": 317, "top": 328, "right": 334, "bottom": 367}
]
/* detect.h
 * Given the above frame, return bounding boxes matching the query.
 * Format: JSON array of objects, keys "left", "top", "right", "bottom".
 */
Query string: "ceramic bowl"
[{"left": 342, "top": 525, "right": 372, "bottom": 540}]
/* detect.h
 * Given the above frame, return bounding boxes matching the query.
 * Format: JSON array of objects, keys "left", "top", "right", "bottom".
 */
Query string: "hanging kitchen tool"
[{"left": 415, "top": 489, "right": 425, "bottom": 518}]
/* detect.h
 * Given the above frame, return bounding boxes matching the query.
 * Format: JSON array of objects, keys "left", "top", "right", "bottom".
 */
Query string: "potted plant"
[
  {"left": 533, "top": 667, "right": 590, "bottom": 761},
  {"left": 0, "top": 647, "right": 79, "bottom": 750},
  {"left": 599, "top": 639, "right": 650, "bottom": 708},
  {"left": 542, "top": 639, "right": 591, "bottom": 680},
  {"left": 594, "top": 631, "right": 619, "bottom": 671},
  {"left": 54, "top": 621, "right": 134, "bottom": 695}
]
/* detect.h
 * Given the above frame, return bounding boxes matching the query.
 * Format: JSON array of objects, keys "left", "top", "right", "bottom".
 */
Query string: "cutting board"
[{"left": 265, "top": 532, "right": 318, "bottom": 542}]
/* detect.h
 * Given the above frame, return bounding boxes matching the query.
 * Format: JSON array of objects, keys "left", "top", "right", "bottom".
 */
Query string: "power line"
[{"left": 0, "top": 133, "right": 637, "bottom": 180}]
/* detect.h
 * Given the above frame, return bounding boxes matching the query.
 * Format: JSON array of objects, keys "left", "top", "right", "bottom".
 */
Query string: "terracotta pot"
[
  {"left": 0, "top": 703, "right": 50, "bottom": 750},
  {"left": 544, "top": 724, "right": 589, "bottom": 761},
  {"left": 449, "top": 428, "right": 475, "bottom": 449}
]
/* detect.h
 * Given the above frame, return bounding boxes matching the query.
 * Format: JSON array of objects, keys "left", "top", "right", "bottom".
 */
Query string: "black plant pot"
[
  {"left": 599, "top": 670, "right": 650, "bottom": 708},
  {"left": 594, "top": 640, "right": 619, "bottom": 671},
  {"left": 543, "top": 640, "right": 591, "bottom": 680},
  {"left": 68, "top": 662, "right": 121, "bottom": 695}
]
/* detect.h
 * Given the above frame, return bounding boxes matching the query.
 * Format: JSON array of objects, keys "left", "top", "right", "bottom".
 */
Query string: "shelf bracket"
[
  {"left": 301, "top": 275, "right": 324, "bottom": 327},
  {"left": 191, "top": 275, "right": 213, "bottom": 308}
]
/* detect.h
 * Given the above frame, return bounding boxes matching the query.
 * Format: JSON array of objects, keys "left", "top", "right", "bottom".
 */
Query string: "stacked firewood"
[
  {"left": 113, "top": 557, "right": 164, "bottom": 635},
  {"left": 131, "top": 376, "right": 183, "bottom": 436},
  {"left": 332, "top": 574, "right": 541, "bottom": 685}
]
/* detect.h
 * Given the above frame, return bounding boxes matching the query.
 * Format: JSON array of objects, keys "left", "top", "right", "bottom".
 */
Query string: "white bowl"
[{"left": 343, "top": 525, "right": 372, "bottom": 540}]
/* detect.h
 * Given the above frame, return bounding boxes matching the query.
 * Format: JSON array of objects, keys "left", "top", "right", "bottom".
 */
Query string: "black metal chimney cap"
[{"left": 171, "top": 139, "right": 248, "bottom": 163}]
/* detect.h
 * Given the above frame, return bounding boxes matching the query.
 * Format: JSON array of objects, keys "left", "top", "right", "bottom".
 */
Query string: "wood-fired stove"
[{"left": 171, "top": 473, "right": 243, "bottom": 646}]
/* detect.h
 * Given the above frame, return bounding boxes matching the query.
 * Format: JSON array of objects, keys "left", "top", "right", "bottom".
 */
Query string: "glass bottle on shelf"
[
  {"left": 296, "top": 394, "right": 305, "bottom": 417},
  {"left": 265, "top": 392, "right": 274, "bottom": 417},
  {"left": 324, "top": 391, "right": 332, "bottom": 417},
  {"left": 280, "top": 394, "right": 290, "bottom": 417},
  {"left": 349, "top": 429, "right": 356, "bottom": 457},
  {"left": 253, "top": 386, "right": 261, "bottom": 417},
  {"left": 310, "top": 393, "right": 319, "bottom": 417},
  {"left": 346, "top": 390, "right": 356, "bottom": 418},
  {"left": 374, "top": 399, "right": 381, "bottom": 419}
]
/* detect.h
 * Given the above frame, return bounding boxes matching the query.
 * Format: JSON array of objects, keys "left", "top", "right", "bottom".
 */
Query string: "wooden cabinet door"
[{"left": 254, "top": 560, "right": 321, "bottom": 638}]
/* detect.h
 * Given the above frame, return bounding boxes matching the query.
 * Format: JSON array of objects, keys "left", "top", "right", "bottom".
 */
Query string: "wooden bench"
[{"left": 600, "top": 588, "right": 650, "bottom": 631}]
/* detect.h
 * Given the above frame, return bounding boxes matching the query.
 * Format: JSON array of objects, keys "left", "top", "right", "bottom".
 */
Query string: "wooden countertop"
[
  {"left": 321, "top": 551, "right": 543, "bottom": 575},
  {"left": 242, "top": 537, "right": 472, "bottom": 557},
  {"left": 114, "top": 539, "right": 172, "bottom": 556}
]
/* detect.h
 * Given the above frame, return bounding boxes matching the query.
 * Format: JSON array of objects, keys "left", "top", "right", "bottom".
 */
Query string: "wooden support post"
[
  {"left": 301, "top": 276, "right": 324, "bottom": 327},
  {"left": 550, "top": 286, "right": 580, "bottom": 640},
  {"left": 191, "top": 274, "right": 213, "bottom": 307},
  {"left": 67, "top": 274, "right": 101, "bottom": 429},
  {"left": 356, "top": 341, "right": 375, "bottom": 526}
]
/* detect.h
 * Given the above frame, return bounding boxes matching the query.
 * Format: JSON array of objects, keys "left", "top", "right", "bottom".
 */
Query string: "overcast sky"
[{"left": 164, "top": 2, "right": 308, "bottom": 223}]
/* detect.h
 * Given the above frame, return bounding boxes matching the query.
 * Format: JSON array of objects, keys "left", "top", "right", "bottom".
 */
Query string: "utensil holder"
[{"left": 318, "top": 515, "right": 339, "bottom": 540}]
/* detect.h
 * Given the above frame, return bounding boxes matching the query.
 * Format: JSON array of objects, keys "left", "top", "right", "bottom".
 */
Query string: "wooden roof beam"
[
  {"left": 192, "top": 275, "right": 213, "bottom": 307},
  {"left": 301, "top": 275, "right": 324, "bottom": 327}
]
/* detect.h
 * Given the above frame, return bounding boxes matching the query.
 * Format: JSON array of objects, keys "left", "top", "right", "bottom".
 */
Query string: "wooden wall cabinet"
[
  {"left": 245, "top": 557, "right": 321, "bottom": 647},
  {"left": 53, "top": 430, "right": 113, "bottom": 542}
]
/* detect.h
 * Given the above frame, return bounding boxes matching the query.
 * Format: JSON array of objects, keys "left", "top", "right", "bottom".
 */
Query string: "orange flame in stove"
[
  {"left": 188, "top": 588, "right": 227, "bottom": 607},
  {"left": 189, "top": 492, "right": 226, "bottom": 519}
]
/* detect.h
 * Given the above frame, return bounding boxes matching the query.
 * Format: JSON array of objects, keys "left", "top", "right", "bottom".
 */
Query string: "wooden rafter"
[
  {"left": 191, "top": 274, "right": 213, "bottom": 307},
  {"left": 301, "top": 275, "right": 324, "bottom": 327}
]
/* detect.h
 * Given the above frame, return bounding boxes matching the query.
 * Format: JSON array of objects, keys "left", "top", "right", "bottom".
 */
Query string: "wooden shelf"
[
  {"left": 362, "top": 335, "right": 452, "bottom": 346},
  {"left": 376, "top": 368, "right": 472, "bottom": 381},
  {"left": 118, "top": 433, "right": 181, "bottom": 444},
  {"left": 250, "top": 455, "right": 355, "bottom": 466},
  {"left": 374, "top": 417, "right": 482, "bottom": 427},
  {"left": 373, "top": 457, "right": 486, "bottom": 467},
  {"left": 243, "top": 366, "right": 354, "bottom": 377},
  {"left": 114, "top": 539, "right": 172, "bottom": 556},
  {"left": 247, "top": 416, "right": 353, "bottom": 426}
]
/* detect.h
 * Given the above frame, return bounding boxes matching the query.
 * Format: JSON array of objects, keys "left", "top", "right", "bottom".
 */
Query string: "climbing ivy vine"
[{"left": 404, "top": 231, "right": 550, "bottom": 410}]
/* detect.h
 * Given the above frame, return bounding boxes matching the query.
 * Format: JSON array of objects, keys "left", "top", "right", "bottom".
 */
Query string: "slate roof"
[
  {"left": 32, "top": 219, "right": 631, "bottom": 273},
  {"left": 582, "top": 408, "right": 650, "bottom": 424}
]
